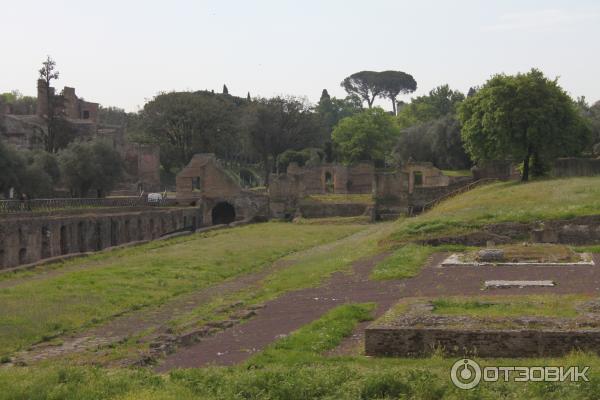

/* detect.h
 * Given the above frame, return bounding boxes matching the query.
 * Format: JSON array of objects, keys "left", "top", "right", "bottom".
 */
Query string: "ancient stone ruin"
[{"left": 0, "top": 80, "right": 160, "bottom": 192}]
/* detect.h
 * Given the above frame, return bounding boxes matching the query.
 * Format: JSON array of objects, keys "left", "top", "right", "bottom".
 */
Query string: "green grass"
[
  {"left": 305, "top": 193, "right": 374, "bottom": 204},
  {"left": 3, "top": 318, "right": 600, "bottom": 399},
  {"left": 246, "top": 303, "right": 376, "bottom": 366},
  {"left": 371, "top": 244, "right": 469, "bottom": 281},
  {"left": 0, "top": 222, "right": 366, "bottom": 357},
  {"left": 292, "top": 215, "right": 372, "bottom": 225},
  {"left": 441, "top": 169, "right": 472, "bottom": 177},
  {"left": 390, "top": 176, "right": 600, "bottom": 244},
  {"left": 169, "top": 223, "right": 395, "bottom": 332},
  {"left": 431, "top": 295, "right": 591, "bottom": 319}
]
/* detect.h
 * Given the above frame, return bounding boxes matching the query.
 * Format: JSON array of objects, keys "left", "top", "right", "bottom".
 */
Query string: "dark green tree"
[
  {"left": 59, "top": 140, "right": 123, "bottom": 197},
  {"left": 244, "top": 96, "right": 323, "bottom": 184},
  {"left": 459, "top": 69, "right": 591, "bottom": 181},
  {"left": 223, "top": 84, "right": 229, "bottom": 95},
  {"left": 136, "top": 91, "right": 244, "bottom": 172},
  {"left": 395, "top": 116, "right": 471, "bottom": 170},
  {"left": 340, "top": 71, "right": 383, "bottom": 108},
  {"left": 378, "top": 70, "right": 417, "bottom": 115},
  {"left": 397, "top": 85, "right": 465, "bottom": 128},
  {"left": 332, "top": 107, "right": 400, "bottom": 164}
]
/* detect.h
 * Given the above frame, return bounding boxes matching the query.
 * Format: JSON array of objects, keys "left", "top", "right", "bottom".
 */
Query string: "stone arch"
[
  {"left": 110, "top": 220, "right": 118, "bottom": 246},
  {"left": 41, "top": 226, "right": 51, "bottom": 258},
  {"left": 19, "top": 248, "right": 27, "bottom": 264},
  {"left": 124, "top": 220, "right": 130, "bottom": 243},
  {"left": 137, "top": 219, "right": 143, "bottom": 240},
  {"left": 60, "top": 226, "right": 68, "bottom": 255},
  {"left": 78, "top": 221, "right": 86, "bottom": 253},
  {"left": 95, "top": 222, "right": 103, "bottom": 251},
  {"left": 211, "top": 202, "right": 236, "bottom": 225}
]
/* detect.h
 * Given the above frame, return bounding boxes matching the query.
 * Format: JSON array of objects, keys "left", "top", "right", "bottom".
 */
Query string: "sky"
[{"left": 1, "top": 0, "right": 599, "bottom": 112}]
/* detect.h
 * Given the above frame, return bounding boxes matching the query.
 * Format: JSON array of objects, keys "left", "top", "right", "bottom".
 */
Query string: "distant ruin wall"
[
  {"left": 552, "top": 158, "right": 600, "bottom": 178},
  {"left": 0, "top": 207, "right": 201, "bottom": 270}
]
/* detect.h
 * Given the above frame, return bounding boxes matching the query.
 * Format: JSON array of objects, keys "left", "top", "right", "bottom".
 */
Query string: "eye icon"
[{"left": 451, "top": 358, "right": 482, "bottom": 389}]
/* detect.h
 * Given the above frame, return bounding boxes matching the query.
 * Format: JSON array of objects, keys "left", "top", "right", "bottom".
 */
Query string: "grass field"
[
  {"left": 3, "top": 176, "right": 600, "bottom": 399},
  {"left": 0, "top": 222, "right": 367, "bottom": 357},
  {"left": 305, "top": 193, "right": 374, "bottom": 204},
  {"left": 389, "top": 176, "right": 600, "bottom": 244},
  {"left": 2, "top": 303, "right": 600, "bottom": 399},
  {"left": 430, "top": 294, "right": 591, "bottom": 318}
]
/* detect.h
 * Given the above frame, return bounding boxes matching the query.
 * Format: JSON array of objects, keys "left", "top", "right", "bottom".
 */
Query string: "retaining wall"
[{"left": 0, "top": 207, "right": 201, "bottom": 269}]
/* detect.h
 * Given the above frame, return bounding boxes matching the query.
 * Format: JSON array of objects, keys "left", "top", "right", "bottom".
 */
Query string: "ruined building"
[{"left": 0, "top": 80, "right": 160, "bottom": 192}]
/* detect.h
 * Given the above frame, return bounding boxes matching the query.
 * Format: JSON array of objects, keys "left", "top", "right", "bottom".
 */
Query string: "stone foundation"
[
  {"left": 366, "top": 302, "right": 600, "bottom": 358},
  {"left": 366, "top": 326, "right": 600, "bottom": 358}
]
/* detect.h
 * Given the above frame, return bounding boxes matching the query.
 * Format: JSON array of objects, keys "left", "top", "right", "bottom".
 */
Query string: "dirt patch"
[
  {"left": 155, "top": 252, "right": 398, "bottom": 371},
  {"left": 12, "top": 259, "right": 296, "bottom": 366}
]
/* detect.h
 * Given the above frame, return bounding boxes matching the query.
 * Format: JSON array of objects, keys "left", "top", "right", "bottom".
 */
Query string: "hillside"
[{"left": 390, "top": 176, "right": 600, "bottom": 243}]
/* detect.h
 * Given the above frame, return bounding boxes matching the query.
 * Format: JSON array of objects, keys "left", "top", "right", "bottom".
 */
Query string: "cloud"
[{"left": 483, "top": 8, "right": 600, "bottom": 32}]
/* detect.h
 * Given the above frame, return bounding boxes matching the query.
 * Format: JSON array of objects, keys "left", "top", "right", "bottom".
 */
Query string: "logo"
[
  {"left": 450, "top": 358, "right": 482, "bottom": 389},
  {"left": 450, "top": 358, "right": 590, "bottom": 390}
]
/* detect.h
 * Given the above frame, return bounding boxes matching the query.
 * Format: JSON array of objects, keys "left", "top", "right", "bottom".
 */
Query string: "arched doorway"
[{"left": 211, "top": 202, "right": 236, "bottom": 225}]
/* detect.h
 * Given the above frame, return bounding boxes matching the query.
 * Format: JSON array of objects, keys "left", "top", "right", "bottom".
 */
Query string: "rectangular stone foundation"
[{"left": 365, "top": 327, "right": 600, "bottom": 358}]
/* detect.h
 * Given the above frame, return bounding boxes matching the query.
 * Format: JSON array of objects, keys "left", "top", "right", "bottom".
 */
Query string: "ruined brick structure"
[
  {"left": 0, "top": 207, "right": 201, "bottom": 270},
  {"left": 0, "top": 79, "right": 161, "bottom": 192},
  {"left": 268, "top": 162, "right": 374, "bottom": 218},
  {"left": 176, "top": 154, "right": 269, "bottom": 225},
  {"left": 374, "top": 161, "right": 473, "bottom": 219}
]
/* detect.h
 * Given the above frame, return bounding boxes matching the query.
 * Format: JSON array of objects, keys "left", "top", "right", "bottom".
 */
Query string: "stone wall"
[
  {"left": 420, "top": 215, "right": 600, "bottom": 246},
  {"left": 176, "top": 154, "right": 270, "bottom": 223},
  {"left": 297, "top": 202, "right": 369, "bottom": 219},
  {"left": 365, "top": 327, "right": 600, "bottom": 358},
  {"left": 271, "top": 162, "right": 375, "bottom": 197},
  {"left": 0, "top": 207, "right": 201, "bottom": 270},
  {"left": 552, "top": 158, "right": 600, "bottom": 178},
  {"left": 472, "top": 160, "right": 520, "bottom": 181}
]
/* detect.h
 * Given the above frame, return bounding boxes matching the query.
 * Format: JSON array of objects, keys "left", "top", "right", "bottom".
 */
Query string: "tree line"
[{"left": 3, "top": 58, "right": 600, "bottom": 199}]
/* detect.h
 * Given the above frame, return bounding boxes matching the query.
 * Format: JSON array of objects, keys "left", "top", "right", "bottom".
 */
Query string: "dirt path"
[
  {"left": 15, "top": 259, "right": 295, "bottom": 365},
  {"left": 156, "top": 253, "right": 600, "bottom": 370},
  {"left": 155, "top": 252, "right": 396, "bottom": 371}
]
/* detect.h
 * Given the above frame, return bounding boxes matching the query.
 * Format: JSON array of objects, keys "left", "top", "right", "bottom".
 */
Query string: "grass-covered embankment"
[
  {"left": 3, "top": 302, "right": 600, "bottom": 399},
  {"left": 0, "top": 222, "right": 366, "bottom": 357}
]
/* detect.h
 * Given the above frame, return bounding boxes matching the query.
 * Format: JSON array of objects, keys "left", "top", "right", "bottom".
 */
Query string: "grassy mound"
[{"left": 390, "top": 176, "right": 600, "bottom": 244}]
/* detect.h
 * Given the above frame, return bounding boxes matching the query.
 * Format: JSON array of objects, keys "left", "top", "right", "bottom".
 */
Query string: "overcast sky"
[{"left": 1, "top": 0, "right": 599, "bottom": 111}]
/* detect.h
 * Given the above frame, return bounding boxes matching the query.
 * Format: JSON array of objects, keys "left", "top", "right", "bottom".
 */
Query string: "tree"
[
  {"left": 459, "top": 69, "right": 591, "bottom": 181},
  {"left": 395, "top": 116, "right": 471, "bottom": 170},
  {"left": 38, "top": 56, "right": 62, "bottom": 152},
  {"left": 316, "top": 89, "right": 362, "bottom": 137},
  {"left": 244, "top": 96, "right": 323, "bottom": 184},
  {"left": 59, "top": 140, "right": 123, "bottom": 197},
  {"left": 0, "top": 91, "right": 37, "bottom": 114},
  {"left": 98, "top": 106, "right": 128, "bottom": 126},
  {"left": 223, "top": 84, "right": 229, "bottom": 95},
  {"left": 0, "top": 141, "right": 25, "bottom": 197},
  {"left": 378, "top": 70, "right": 417, "bottom": 115},
  {"left": 136, "top": 91, "right": 244, "bottom": 172},
  {"left": 340, "top": 71, "right": 383, "bottom": 108},
  {"left": 332, "top": 107, "right": 400, "bottom": 164},
  {"left": 397, "top": 84, "right": 465, "bottom": 128}
]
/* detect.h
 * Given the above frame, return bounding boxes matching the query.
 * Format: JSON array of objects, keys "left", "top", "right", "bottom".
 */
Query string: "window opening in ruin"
[
  {"left": 83, "top": 110, "right": 90, "bottom": 119},
  {"left": 41, "top": 226, "right": 51, "bottom": 258},
  {"left": 414, "top": 171, "right": 423, "bottom": 186},
  {"left": 325, "top": 172, "right": 334, "bottom": 193},
  {"left": 192, "top": 177, "right": 201, "bottom": 191},
  {"left": 19, "top": 248, "right": 26, "bottom": 264}
]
